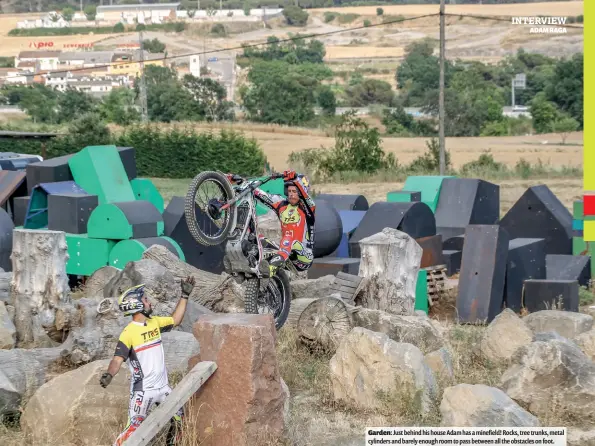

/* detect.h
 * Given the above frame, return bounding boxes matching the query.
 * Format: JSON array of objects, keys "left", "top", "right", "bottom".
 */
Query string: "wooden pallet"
[
  {"left": 424, "top": 264, "right": 448, "bottom": 306},
  {"left": 330, "top": 272, "right": 363, "bottom": 304}
]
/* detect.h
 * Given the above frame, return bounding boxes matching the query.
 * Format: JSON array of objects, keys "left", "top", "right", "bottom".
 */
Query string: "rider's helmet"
[
  {"left": 284, "top": 174, "right": 310, "bottom": 196},
  {"left": 118, "top": 284, "right": 147, "bottom": 316}
]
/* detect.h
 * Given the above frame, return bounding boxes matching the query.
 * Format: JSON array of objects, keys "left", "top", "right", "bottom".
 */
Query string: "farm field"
[
  {"left": 183, "top": 124, "right": 583, "bottom": 172},
  {"left": 311, "top": 1, "right": 584, "bottom": 17}
]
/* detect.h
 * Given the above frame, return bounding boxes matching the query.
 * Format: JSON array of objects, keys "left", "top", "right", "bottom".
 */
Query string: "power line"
[
  {"left": 0, "top": 10, "right": 583, "bottom": 82},
  {"left": 0, "top": 13, "right": 438, "bottom": 81}
]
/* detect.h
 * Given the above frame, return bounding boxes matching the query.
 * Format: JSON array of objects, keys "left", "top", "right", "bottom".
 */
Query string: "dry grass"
[
  {"left": 311, "top": 1, "right": 584, "bottom": 17},
  {"left": 133, "top": 122, "right": 582, "bottom": 171},
  {"left": 325, "top": 45, "right": 405, "bottom": 59}
]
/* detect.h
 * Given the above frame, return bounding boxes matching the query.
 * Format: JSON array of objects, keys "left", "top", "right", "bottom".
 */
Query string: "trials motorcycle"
[{"left": 184, "top": 171, "right": 292, "bottom": 330}]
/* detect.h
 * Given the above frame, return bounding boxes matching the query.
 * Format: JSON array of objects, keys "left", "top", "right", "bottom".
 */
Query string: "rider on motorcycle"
[{"left": 226, "top": 170, "right": 315, "bottom": 277}]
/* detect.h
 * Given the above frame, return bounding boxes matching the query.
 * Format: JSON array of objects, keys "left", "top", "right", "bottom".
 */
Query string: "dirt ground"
[
  {"left": 311, "top": 1, "right": 584, "bottom": 17},
  {"left": 181, "top": 123, "right": 583, "bottom": 171}
]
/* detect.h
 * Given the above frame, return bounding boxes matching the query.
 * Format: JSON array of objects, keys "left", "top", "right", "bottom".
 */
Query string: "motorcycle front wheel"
[
  {"left": 244, "top": 269, "right": 291, "bottom": 331},
  {"left": 184, "top": 170, "right": 236, "bottom": 247}
]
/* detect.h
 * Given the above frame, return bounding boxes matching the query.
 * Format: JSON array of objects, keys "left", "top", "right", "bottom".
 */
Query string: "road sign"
[
  {"left": 208, "top": 57, "right": 218, "bottom": 62},
  {"left": 513, "top": 73, "right": 526, "bottom": 89}
]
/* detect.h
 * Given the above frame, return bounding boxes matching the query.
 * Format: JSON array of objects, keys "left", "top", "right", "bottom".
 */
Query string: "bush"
[
  {"left": 2, "top": 124, "right": 267, "bottom": 178},
  {"left": 211, "top": 23, "right": 226, "bottom": 36},
  {"left": 136, "top": 24, "right": 146, "bottom": 31},
  {"left": 363, "top": 19, "right": 371, "bottom": 27},
  {"left": 323, "top": 12, "right": 337, "bottom": 23},
  {"left": 283, "top": 6, "right": 309, "bottom": 26},
  {"left": 376, "top": 7, "right": 384, "bottom": 16},
  {"left": 113, "top": 22, "right": 125, "bottom": 33}
]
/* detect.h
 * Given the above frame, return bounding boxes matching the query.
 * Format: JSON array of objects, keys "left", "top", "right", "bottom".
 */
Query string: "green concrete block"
[
  {"left": 415, "top": 269, "right": 429, "bottom": 314},
  {"left": 130, "top": 178, "right": 164, "bottom": 213},
  {"left": 68, "top": 145, "right": 135, "bottom": 205},
  {"left": 573, "top": 200, "right": 584, "bottom": 220},
  {"left": 403, "top": 175, "right": 456, "bottom": 213},
  {"left": 66, "top": 234, "right": 116, "bottom": 276}
]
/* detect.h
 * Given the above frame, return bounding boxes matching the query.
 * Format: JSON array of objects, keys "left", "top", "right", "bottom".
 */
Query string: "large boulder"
[
  {"left": 440, "top": 384, "right": 540, "bottom": 427},
  {"left": 425, "top": 347, "right": 454, "bottom": 382},
  {"left": 291, "top": 275, "right": 335, "bottom": 301},
  {"left": 20, "top": 359, "right": 130, "bottom": 446},
  {"left": 188, "top": 313, "right": 287, "bottom": 446},
  {"left": 349, "top": 307, "right": 445, "bottom": 354},
  {"left": 329, "top": 327, "right": 437, "bottom": 415},
  {"left": 84, "top": 265, "right": 120, "bottom": 298},
  {"left": 574, "top": 329, "right": 595, "bottom": 361},
  {"left": 479, "top": 308, "right": 533, "bottom": 363},
  {"left": 500, "top": 336, "right": 595, "bottom": 420},
  {"left": 103, "top": 259, "right": 179, "bottom": 303},
  {"left": 523, "top": 310, "right": 593, "bottom": 339},
  {"left": 0, "top": 301, "right": 15, "bottom": 349}
]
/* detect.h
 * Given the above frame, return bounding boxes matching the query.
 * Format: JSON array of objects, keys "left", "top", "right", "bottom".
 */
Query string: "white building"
[
  {"left": 189, "top": 55, "right": 202, "bottom": 77},
  {"left": 17, "top": 12, "right": 70, "bottom": 29},
  {"left": 58, "top": 51, "right": 118, "bottom": 68},
  {"left": 96, "top": 3, "right": 180, "bottom": 23},
  {"left": 16, "top": 51, "right": 61, "bottom": 71}
]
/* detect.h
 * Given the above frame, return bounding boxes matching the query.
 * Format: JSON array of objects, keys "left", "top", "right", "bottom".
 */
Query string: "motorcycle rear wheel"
[
  {"left": 244, "top": 269, "right": 291, "bottom": 331},
  {"left": 184, "top": 170, "right": 236, "bottom": 247}
]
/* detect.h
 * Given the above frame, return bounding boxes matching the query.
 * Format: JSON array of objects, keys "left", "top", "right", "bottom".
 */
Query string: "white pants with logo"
[{"left": 114, "top": 384, "right": 184, "bottom": 445}]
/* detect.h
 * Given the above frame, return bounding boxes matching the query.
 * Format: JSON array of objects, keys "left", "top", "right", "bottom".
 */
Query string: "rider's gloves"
[
  {"left": 100, "top": 372, "right": 113, "bottom": 388},
  {"left": 181, "top": 276, "right": 195, "bottom": 298},
  {"left": 282, "top": 170, "right": 296, "bottom": 181}
]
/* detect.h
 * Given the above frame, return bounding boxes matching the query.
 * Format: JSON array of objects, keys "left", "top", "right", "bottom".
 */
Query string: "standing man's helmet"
[
  {"left": 284, "top": 174, "right": 310, "bottom": 196},
  {"left": 118, "top": 284, "right": 148, "bottom": 317}
]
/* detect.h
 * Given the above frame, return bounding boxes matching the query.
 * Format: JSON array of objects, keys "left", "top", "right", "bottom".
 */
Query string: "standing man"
[{"left": 99, "top": 276, "right": 196, "bottom": 446}]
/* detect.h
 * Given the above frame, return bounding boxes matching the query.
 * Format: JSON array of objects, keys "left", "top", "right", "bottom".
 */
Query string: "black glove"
[
  {"left": 181, "top": 276, "right": 195, "bottom": 298},
  {"left": 100, "top": 372, "right": 112, "bottom": 388}
]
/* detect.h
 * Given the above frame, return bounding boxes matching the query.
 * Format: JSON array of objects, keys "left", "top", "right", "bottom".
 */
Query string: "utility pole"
[
  {"left": 439, "top": 0, "right": 446, "bottom": 175},
  {"left": 80, "top": 0, "right": 83, "bottom": 13},
  {"left": 138, "top": 31, "right": 148, "bottom": 122}
]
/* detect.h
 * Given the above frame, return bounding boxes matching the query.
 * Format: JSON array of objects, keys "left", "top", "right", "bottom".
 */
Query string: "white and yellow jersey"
[{"left": 114, "top": 316, "right": 174, "bottom": 392}]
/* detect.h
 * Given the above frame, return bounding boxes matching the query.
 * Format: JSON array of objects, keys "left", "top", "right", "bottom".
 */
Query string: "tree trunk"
[
  {"left": 142, "top": 245, "right": 244, "bottom": 313},
  {"left": 11, "top": 229, "right": 71, "bottom": 348},
  {"left": 286, "top": 298, "right": 317, "bottom": 329},
  {"left": 355, "top": 227, "right": 422, "bottom": 316},
  {"left": 0, "top": 272, "right": 11, "bottom": 305},
  {"left": 0, "top": 337, "right": 73, "bottom": 417},
  {"left": 297, "top": 296, "right": 353, "bottom": 354}
]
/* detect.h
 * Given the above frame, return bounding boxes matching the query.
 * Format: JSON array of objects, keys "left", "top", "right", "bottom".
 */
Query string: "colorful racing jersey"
[
  {"left": 253, "top": 180, "right": 316, "bottom": 263},
  {"left": 114, "top": 316, "right": 174, "bottom": 392}
]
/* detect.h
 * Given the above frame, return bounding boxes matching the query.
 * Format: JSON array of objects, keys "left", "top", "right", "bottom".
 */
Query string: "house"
[
  {"left": 96, "top": 3, "right": 180, "bottom": 23},
  {"left": 59, "top": 51, "right": 120, "bottom": 68},
  {"left": 17, "top": 12, "right": 70, "bottom": 29},
  {"left": 16, "top": 51, "right": 61, "bottom": 71},
  {"left": 109, "top": 51, "right": 166, "bottom": 77}
]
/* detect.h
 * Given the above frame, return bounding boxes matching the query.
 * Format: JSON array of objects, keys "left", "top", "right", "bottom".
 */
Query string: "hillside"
[{"left": 0, "top": 0, "right": 582, "bottom": 14}]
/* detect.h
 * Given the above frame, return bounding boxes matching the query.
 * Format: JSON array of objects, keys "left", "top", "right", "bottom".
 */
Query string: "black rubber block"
[
  {"left": 13, "top": 196, "right": 29, "bottom": 226},
  {"left": 163, "top": 196, "right": 225, "bottom": 274},
  {"left": 136, "top": 237, "right": 180, "bottom": 256},
  {"left": 457, "top": 225, "right": 509, "bottom": 323},
  {"left": 504, "top": 238, "right": 546, "bottom": 312},
  {"left": 48, "top": 193, "right": 99, "bottom": 234},
  {"left": 435, "top": 178, "right": 499, "bottom": 237},
  {"left": 349, "top": 202, "right": 436, "bottom": 258},
  {"left": 546, "top": 254, "right": 591, "bottom": 287},
  {"left": 443, "top": 234, "right": 465, "bottom": 251},
  {"left": 315, "top": 194, "right": 369, "bottom": 211},
  {"left": 416, "top": 234, "right": 444, "bottom": 268},
  {"left": 499, "top": 185, "right": 572, "bottom": 255},
  {"left": 113, "top": 201, "right": 163, "bottom": 238},
  {"left": 313, "top": 198, "right": 343, "bottom": 258},
  {"left": 308, "top": 257, "right": 360, "bottom": 279},
  {"left": 116, "top": 147, "right": 137, "bottom": 181},
  {"left": 0, "top": 208, "right": 13, "bottom": 272},
  {"left": 25, "top": 154, "right": 74, "bottom": 194},
  {"left": 523, "top": 279, "right": 579, "bottom": 312},
  {"left": 443, "top": 250, "right": 462, "bottom": 276}
]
